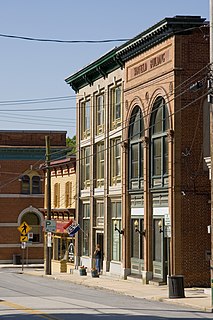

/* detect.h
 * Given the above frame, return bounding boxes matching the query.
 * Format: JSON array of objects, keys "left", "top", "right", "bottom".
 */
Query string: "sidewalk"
[{"left": 19, "top": 265, "right": 212, "bottom": 313}]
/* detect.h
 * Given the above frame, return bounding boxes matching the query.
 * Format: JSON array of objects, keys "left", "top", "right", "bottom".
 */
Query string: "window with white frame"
[
  {"left": 111, "top": 138, "right": 121, "bottom": 185},
  {"left": 82, "top": 203, "right": 90, "bottom": 256},
  {"left": 150, "top": 97, "right": 169, "bottom": 188},
  {"left": 82, "top": 146, "right": 90, "bottom": 189},
  {"left": 96, "top": 94, "right": 104, "bottom": 134},
  {"left": 96, "top": 142, "right": 104, "bottom": 187},
  {"left": 111, "top": 201, "right": 122, "bottom": 261},
  {"left": 111, "top": 85, "right": 121, "bottom": 129},
  {"left": 81, "top": 100, "right": 90, "bottom": 139},
  {"left": 96, "top": 201, "right": 104, "bottom": 226}
]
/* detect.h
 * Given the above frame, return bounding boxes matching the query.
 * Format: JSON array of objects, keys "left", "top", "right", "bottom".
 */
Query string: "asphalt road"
[{"left": 0, "top": 268, "right": 213, "bottom": 319}]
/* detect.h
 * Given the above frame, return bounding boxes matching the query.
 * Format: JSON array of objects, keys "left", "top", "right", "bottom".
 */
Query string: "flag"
[
  {"left": 63, "top": 219, "right": 73, "bottom": 230},
  {"left": 67, "top": 223, "right": 80, "bottom": 236}
]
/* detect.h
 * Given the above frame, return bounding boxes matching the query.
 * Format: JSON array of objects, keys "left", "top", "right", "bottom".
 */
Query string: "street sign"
[
  {"left": 164, "top": 213, "right": 171, "bottom": 226},
  {"left": 45, "top": 220, "right": 56, "bottom": 232},
  {"left": 28, "top": 232, "right": 33, "bottom": 239},
  {"left": 164, "top": 225, "right": 171, "bottom": 238},
  {"left": 17, "top": 221, "right": 32, "bottom": 235},
  {"left": 21, "top": 242, "right": 27, "bottom": 249},
  {"left": 20, "top": 235, "right": 28, "bottom": 242},
  {"left": 47, "top": 232, "right": 52, "bottom": 247}
]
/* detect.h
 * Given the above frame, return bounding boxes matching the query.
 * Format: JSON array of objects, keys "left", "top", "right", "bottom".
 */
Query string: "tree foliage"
[{"left": 66, "top": 135, "right": 76, "bottom": 155}]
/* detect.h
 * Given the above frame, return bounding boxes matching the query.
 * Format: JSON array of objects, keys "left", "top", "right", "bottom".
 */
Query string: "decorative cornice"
[
  {"left": 65, "top": 16, "right": 207, "bottom": 93},
  {"left": 117, "top": 16, "right": 207, "bottom": 62},
  {"left": 65, "top": 48, "right": 124, "bottom": 93}
]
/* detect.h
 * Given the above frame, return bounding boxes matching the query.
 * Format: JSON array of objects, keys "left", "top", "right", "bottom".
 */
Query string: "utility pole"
[
  {"left": 210, "top": 0, "right": 213, "bottom": 311},
  {"left": 45, "top": 135, "right": 52, "bottom": 275}
]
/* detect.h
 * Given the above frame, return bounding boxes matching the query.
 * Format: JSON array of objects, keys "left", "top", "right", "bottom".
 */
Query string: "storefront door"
[{"left": 153, "top": 218, "right": 167, "bottom": 282}]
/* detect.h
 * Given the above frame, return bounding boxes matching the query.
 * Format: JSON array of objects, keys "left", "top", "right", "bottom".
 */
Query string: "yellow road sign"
[
  {"left": 20, "top": 235, "right": 28, "bottom": 242},
  {"left": 17, "top": 221, "right": 32, "bottom": 235}
]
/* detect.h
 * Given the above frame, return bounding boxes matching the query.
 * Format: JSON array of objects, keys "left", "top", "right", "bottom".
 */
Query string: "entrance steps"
[
  {"left": 126, "top": 274, "right": 142, "bottom": 282},
  {"left": 149, "top": 278, "right": 167, "bottom": 286}
]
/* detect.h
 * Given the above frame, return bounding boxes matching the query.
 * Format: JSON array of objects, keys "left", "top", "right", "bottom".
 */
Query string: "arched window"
[
  {"left": 21, "top": 174, "right": 41, "bottom": 194},
  {"left": 150, "top": 97, "right": 169, "bottom": 188},
  {"left": 21, "top": 212, "right": 41, "bottom": 242},
  {"left": 32, "top": 176, "right": 41, "bottom": 194},
  {"left": 21, "top": 175, "right": 30, "bottom": 194},
  {"left": 129, "top": 106, "right": 144, "bottom": 190}
]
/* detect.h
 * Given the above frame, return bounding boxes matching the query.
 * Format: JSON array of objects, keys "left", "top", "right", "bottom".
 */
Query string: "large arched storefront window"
[
  {"left": 128, "top": 106, "right": 145, "bottom": 274},
  {"left": 129, "top": 106, "right": 144, "bottom": 190},
  {"left": 150, "top": 96, "right": 169, "bottom": 282},
  {"left": 150, "top": 97, "right": 169, "bottom": 188}
]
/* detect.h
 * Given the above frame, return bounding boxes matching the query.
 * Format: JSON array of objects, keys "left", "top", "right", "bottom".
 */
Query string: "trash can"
[
  {"left": 13, "top": 254, "right": 21, "bottom": 265},
  {"left": 168, "top": 275, "right": 185, "bottom": 298}
]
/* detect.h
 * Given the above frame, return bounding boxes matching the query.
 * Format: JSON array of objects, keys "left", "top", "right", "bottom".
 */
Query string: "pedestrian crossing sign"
[{"left": 17, "top": 221, "right": 32, "bottom": 235}]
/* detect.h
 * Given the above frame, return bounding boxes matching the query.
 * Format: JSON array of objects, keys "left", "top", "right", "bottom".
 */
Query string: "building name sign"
[{"left": 129, "top": 49, "right": 170, "bottom": 80}]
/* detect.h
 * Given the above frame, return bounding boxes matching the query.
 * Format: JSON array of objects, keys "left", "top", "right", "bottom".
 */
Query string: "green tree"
[{"left": 66, "top": 135, "right": 76, "bottom": 155}]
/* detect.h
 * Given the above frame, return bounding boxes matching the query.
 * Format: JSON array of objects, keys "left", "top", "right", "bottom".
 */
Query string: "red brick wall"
[
  {"left": 175, "top": 28, "right": 211, "bottom": 286},
  {"left": 0, "top": 131, "right": 66, "bottom": 263}
]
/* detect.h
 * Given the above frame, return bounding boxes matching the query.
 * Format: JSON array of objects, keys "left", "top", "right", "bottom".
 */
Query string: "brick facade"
[
  {"left": 66, "top": 16, "right": 211, "bottom": 287},
  {"left": 0, "top": 131, "right": 67, "bottom": 264}
]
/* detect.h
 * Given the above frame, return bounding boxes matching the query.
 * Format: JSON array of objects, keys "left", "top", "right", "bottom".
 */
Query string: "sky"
[{"left": 0, "top": 0, "right": 209, "bottom": 138}]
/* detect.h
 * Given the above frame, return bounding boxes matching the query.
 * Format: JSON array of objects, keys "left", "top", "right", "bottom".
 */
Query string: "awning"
[{"left": 55, "top": 221, "right": 70, "bottom": 233}]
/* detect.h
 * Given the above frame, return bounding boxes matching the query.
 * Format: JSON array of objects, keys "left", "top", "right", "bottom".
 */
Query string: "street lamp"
[
  {"left": 134, "top": 220, "right": 146, "bottom": 236},
  {"left": 114, "top": 220, "right": 124, "bottom": 235}
]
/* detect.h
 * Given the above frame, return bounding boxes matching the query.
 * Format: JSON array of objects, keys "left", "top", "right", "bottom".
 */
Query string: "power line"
[
  {"left": 0, "top": 65, "right": 208, "bottom": 189},
  {"left": 0, "top": 96, "right": 76, "bottom": 106},
  {"left": 0, "top": 117, "right": 75, "bottom": 128},
  {"left": 0, "top": 33, "right": 129, "bottom": 44},
  {"left": 0, "top": 112, "right": 75, "bottom": 124},
  {"left": 0, "top": 106, "right": 72, "bottom": 112},
  {"left": 0, "top": 24, "right": 208, "bottom": 46}
]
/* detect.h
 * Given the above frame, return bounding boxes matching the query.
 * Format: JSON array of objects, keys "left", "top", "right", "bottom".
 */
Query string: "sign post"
[
  {"left": 17, "top": 221, "right": 32, "bottom": 271},
  {"left": 164, "top": 213, "right": 171, "bottom": 277},
  {"left": 20, "top": 242, "right": 26, "bottom": 271}
]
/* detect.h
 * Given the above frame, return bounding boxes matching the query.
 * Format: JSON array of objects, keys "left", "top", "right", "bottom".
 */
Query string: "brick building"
[
  {"left": 0, "top": 130, "right": 67, "bottom": 264},
  {"left": 66, "top": 16, "right": 211, "bottom": 287}
]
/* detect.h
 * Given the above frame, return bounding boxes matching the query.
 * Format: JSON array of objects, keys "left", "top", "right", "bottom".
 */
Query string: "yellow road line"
[{"left": 0, "top": 300, "right": 59, "bottom": 320}]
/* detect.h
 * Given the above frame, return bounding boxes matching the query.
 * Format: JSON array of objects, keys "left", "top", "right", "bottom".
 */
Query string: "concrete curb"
[{"left": 21, "top": 269, "right": 212, "bottom": 312}]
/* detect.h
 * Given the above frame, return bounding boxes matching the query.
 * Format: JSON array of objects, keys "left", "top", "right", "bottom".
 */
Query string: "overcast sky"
[{"left": 0, "top": 0, "right": 209, "bottom": 137}]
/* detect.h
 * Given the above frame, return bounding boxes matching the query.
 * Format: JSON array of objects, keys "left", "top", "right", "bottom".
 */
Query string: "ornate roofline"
[
  {"left": 117, "top": 15, "right": 207, "bottom": 61},
  {"left": 65, "top": 48, "right": 124, "bottom": 93},
  {"left": 65, "top": 16, "right": 207, "bottom": 93}
]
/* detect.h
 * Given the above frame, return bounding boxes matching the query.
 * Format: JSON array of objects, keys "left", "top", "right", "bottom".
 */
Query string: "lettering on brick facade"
[
  {"left": 150, "top": 53, "right": 166, "bottom": 69},
  {"left": 129, "top": 49, "right": 169, "bottom": 80},
  {"left": 133, "top": 62, "right": 148, "bottom": 76}
]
